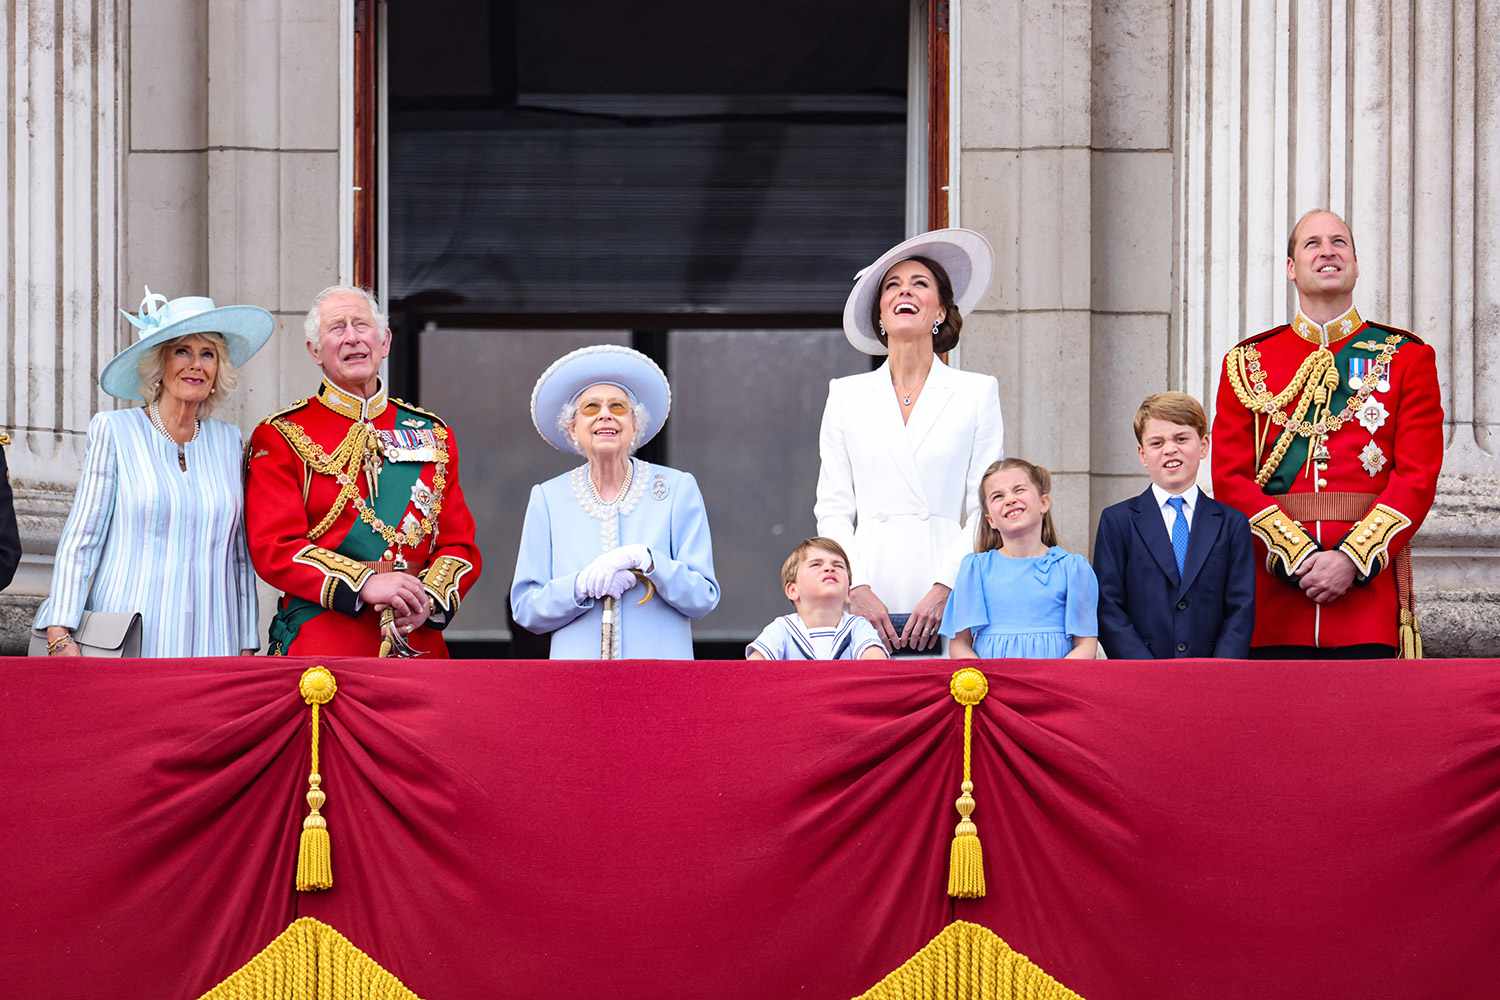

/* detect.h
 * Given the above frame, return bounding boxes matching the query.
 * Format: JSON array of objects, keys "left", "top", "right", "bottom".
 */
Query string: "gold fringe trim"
[
  {"left": 297, "top": 667, "right": 337, "bottom": 891},
  {"left": 198, "top": 917, "right": 422, "bottom": 1000},
  {"left": 853, "top": 920, "right": 1084, "bottom": 1000},
  {"left": 947, "top": 668, "right": 989, "bottom": 898}
]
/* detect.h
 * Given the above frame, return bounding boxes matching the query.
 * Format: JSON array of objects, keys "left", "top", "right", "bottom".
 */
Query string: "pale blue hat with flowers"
[
  {"left": 529, "top": 344, "right": 672, "bottom": 454},
  {"left": 99, "top": 287, "right": 275, "bottom": 401}
]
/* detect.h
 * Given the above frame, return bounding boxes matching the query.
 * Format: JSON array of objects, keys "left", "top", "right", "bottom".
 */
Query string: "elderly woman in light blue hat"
[
  {"left": 36, "top": 289, "right": 274, "bottom": 657},
  {"left": 511, "top": 345, "right": 720, "bottom": 659}
]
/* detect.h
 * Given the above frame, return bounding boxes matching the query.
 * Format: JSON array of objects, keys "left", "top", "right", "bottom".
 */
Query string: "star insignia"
[
  {"left": 1355, "top": 397, "right": 1389, "bottom": 434},
  {"left": 1359, "top": 440, "right": 1387, "bottom": 476}
]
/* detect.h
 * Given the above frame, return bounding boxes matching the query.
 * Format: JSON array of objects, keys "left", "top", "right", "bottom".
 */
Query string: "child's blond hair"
[
  {"left": 973, "top": 458, "right": 1059, "bottom": 552},
  {"left": 1132, "top": 391, "right": 1208, "bottom": 443},
  {"left": 780, "top": 537, "right": 852, "bottom": 591}
]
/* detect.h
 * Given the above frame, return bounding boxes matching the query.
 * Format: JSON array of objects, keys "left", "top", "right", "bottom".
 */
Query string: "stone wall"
[
  {"left": 1174, "top": 0, "right": 1500, "bottom": 654},
  {"left": 0, "top": 0, "right": 342, "bottom": 651},
  {"left": 953, "top": 0, "right": 1499, "bottom": 656}
]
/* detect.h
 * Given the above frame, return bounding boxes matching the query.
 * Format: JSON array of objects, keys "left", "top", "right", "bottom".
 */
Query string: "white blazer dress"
[{"left": 814, "top": 358, "right": 1004, "bottom": 614}]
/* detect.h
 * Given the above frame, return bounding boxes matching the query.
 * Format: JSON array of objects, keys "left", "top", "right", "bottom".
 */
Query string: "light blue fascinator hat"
[
  {"left": 842, "top": 227, "right": 994, "bottom": 355},
  {"left": 530, "top": 344, "right": 672, "bottom": 454},
  {"left": 99, "top": 287, "right": 276, "bottom": 401}
]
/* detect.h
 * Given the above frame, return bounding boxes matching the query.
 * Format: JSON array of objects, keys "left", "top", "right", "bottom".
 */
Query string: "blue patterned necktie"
[{"left": 1167, "top": 496, "right": 1190, "bottom": 576}]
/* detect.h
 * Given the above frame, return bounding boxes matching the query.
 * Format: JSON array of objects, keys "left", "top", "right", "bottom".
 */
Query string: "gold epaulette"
[
  {"left": 390, "top": 397, "right": 448, "bottom": 428},
  {"left": 1361, "top": 322, "right": 1424, "bottom": 346},
  {"left": 1248, "top": 504, "right": 1318, "bottom": 577},
  {"left": 0, "top": 431, "right": 11, "bottom": 447},
  {"left": 1231, "top": 325, "right": 1286, "bottom": 350},
  {"left": 1337, "top": 503, "right": 1412, "bottom": 578},
  {"left": 256, "top": 397, "right": 310, "bottom": 427}
]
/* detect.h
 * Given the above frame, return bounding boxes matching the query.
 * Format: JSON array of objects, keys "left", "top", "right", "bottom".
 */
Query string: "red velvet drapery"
[{"left": 2, "top": 657, "right": 1497, "bottom": 999}]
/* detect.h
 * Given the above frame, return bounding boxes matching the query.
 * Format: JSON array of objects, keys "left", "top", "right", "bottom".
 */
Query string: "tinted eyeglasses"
[{"left": 578, "top": 398, "right": 631, "bottom": 418}]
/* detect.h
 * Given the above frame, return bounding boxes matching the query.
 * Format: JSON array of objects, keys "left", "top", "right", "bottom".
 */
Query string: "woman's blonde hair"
[
  {"left": 973, "top": 458, "right": 1059, "bottom": 552},
  {"left": 136, "top": 332, "right": 238, "bottom": 415}
]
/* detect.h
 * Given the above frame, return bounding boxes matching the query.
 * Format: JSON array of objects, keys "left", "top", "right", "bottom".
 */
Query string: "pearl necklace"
[
  {"left": 147, "top": 402, "right": 201, "bottom": 472},
  {"left": 587, "top": 460, "right": 634, "bottom": 507}
]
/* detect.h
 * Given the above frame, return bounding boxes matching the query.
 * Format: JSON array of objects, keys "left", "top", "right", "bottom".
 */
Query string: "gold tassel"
[
  {"left": 198, "top": 917, "right": 423, "bottom": 999},
  {"left": 947, "top": 667, "right": 989, "bottom": 899},
  {"left": 1399, "top": 609, "right": 1423, "bottom": 659},
  {"left": 296, "top": 666, "right": 338, "bottom": 892},
  {"left": 854, "top": 920, "right": 1084, "bottom": 1000}
]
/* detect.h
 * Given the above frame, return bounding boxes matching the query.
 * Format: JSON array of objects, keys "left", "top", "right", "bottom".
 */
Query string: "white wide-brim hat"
[
  {"left": 530, "top": 344, "right": 672, "bottom": 454},
  {"left": 842, "top": 228, "right": 995, "bottom": 355},
  {"left": 99, "top": 287, "right": 276, "bottom": 401}
]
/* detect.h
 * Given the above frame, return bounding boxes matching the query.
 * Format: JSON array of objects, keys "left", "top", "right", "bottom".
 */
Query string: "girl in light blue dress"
[{"left": 941, "top": 459, "right": 1099, "bottom": 660}]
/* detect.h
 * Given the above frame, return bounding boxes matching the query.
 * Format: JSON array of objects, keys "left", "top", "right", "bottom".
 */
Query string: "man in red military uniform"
[
  {"left": 246, "top": 286, "right": 481, "bottom": 655},
  {"left": 1211, "top": 210, "right": 1443, "bottom": 658}
]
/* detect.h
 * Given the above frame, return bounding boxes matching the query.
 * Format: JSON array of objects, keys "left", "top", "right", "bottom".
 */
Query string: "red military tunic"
[
  {"left": 245, "top": 378, "right": 482, "bottom": 655},
  {"left": 1211, "top": 306, "right": 1443, "bottom": 653}
]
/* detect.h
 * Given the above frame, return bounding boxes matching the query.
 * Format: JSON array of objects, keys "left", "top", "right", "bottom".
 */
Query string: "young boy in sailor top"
[{"left": 746, "top": 538, "right": 889, "bottom": 660}]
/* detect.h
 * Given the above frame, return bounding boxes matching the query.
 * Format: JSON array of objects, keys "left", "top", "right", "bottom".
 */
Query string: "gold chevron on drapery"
[
  {"left": 853, "top": 920, "right": 1084, "bottom": 1000},
  {"left": 198, "top": 918, "right": 422, "bottom": 1000}
]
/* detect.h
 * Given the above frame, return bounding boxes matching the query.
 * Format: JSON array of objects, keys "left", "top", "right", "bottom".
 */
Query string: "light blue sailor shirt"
[{"left": 746, "top": 612, "right": 885, "bottom": 661}]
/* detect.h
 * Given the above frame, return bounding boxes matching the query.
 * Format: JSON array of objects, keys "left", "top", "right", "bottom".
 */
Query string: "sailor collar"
[
  {"left": 318, "top": 377, "right": 388, "bottom": 421},
  {"left": 1291, "top": 304, "right": 1363, "bottom": 348}
]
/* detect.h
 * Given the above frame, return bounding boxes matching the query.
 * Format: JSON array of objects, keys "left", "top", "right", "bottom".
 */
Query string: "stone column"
[
  {"left": 1088, "top": 0, "right": 1176, "bottom": 524},
  {"left": 0, "top": 1, "right": 343, "bottom": 651},
  {"left": 0, "top": 0, "right": 121, "bottom": 648},
  {"left": 957, "top": 0, "right": 1094, "bottom": 547},
  {"left": 1177, "top": 0, "right": 1500, "bottom": 654}
]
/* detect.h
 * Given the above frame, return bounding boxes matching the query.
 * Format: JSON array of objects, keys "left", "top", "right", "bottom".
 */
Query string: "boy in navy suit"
[{"left": 1093, "top": 393, "right": 1255, "bottom": 659}]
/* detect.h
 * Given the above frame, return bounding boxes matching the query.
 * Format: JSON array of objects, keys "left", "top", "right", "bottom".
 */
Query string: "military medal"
[
  {"left": 1347, "top": 357, "right": 1369, "bottom": 391},
  {"left": 1312, "top": 438, "right": 1331, "bottom": 463},
  {"left": 1359, "top": 440, "right": 1387, "bottom": 476}
]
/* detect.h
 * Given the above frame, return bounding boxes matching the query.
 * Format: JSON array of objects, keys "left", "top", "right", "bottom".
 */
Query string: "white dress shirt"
[{"left": 1150, "top": 482, "right": 1200, "bottom": 536}]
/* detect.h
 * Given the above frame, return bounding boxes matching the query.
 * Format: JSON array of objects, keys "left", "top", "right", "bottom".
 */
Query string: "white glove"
[
  {"left": 574, "top": 545, "right": 653, "bottom": 601},
  {"left": 601, "top": 569, "right": 638, "bottom": 600}
]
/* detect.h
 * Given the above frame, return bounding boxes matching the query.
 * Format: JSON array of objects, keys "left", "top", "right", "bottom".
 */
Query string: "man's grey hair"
[
  {"left": 557, "top": 399, "right": 650, "bottom": 456},
  {"left": 304, "top": 285, "right": 389, "bottom": 344}
]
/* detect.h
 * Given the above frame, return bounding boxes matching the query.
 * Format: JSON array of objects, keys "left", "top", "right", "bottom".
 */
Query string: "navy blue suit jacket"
[{"left": 1092, "top": 487, "right": 1255, "bottom": 659}]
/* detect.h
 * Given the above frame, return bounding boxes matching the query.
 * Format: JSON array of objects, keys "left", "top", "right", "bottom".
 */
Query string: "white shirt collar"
[{"left": 1150, "top": 482, "right": 1200, "bottom": 511}]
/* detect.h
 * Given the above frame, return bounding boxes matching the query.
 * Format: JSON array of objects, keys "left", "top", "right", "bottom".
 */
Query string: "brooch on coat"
[{"left": 651, "top": 475, "right": 669, "bottom": 501}]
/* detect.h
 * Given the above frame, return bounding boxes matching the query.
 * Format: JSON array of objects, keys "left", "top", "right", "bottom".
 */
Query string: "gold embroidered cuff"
[
  {"left": 420, "top": 555, "right": 474, "bottom": 614},
  {"left": 293, "top": 545, "right": 375, "bottom": 612},
  {"left": 1249, "top": 504, "right": 1318, "bottom": 578},
  {"left": 1336, "top": 503, "right": 1412, "bottom": 579}
]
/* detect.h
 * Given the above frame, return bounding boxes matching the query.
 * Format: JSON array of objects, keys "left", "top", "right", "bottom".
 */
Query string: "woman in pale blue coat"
[
  {"left": 35, "top": 290, "right": 273, "bottom": 657},
  {"left": 511, "top": 345, "right": 719, "bottom": 659}
]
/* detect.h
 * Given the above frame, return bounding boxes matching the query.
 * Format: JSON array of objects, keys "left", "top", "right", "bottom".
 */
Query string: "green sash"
[
  {"left": 1261, "top": 327, "right": 1405, "bottom": 495},
  {"left": 269, "top": 404, "right": 436, "bottom": 653}
]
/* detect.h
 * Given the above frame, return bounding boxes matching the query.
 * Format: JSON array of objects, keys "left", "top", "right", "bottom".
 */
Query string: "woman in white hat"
[
  {"left": 814, "top": 229, "right": 1004, "bottom": 655},
  {"left": 36, "top": 289, "right": 274, "bottom": 657},
  {"left": 511, "top": 345, "right": 720, "bottom": 659}
]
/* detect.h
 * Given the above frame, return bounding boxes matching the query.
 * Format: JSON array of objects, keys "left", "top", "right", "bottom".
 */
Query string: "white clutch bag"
[{"left": 29, "top": 611, "right": 144, "bottom": 657}]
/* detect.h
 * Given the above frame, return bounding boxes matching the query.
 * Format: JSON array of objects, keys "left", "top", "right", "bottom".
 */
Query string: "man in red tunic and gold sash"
[
  {"left": 1211, "top": 210, "right": 1443, "bottom": 658},
  {"left": 245, "top": 286, "right": 481, "bottom": 655}
]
